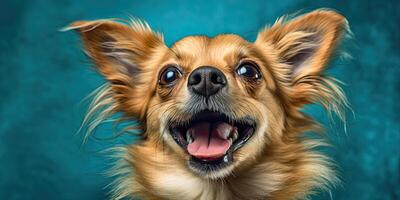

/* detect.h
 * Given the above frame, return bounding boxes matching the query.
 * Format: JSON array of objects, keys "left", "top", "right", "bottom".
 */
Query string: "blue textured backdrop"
[{"left": 0, "top": 0, "right": 399, "bottom": 199}]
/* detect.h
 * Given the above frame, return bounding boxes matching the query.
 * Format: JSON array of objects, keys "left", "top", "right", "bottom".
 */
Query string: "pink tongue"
[{"left": 187, "top": 122, "right": 233, "bottom": 160}]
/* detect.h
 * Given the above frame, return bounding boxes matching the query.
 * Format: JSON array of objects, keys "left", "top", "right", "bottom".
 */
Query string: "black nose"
[{"left": 188, "top": 66, "right": 227, "bottom": 97}]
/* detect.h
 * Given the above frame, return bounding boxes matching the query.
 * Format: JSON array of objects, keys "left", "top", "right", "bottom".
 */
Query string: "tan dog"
[{"left": 69, "top": 9, "right": 349, "bottom": 200}]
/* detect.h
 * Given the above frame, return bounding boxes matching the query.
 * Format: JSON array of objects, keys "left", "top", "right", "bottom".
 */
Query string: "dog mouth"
[{"left": 169, "top": 110, "right": 256, "bottom": 174}]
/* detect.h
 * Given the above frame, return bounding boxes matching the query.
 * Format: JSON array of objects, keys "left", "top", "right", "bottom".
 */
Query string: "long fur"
[{"left": 71, "top": 9, "right": 350, "bottom": 200}]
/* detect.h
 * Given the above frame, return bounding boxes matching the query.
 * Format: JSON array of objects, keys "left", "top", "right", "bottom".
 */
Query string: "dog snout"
[{"left": 188, "top": 66, "right": 227, "bottom": 97}]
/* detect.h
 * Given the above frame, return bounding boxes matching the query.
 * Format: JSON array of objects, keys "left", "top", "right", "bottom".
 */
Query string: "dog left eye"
[
  {"left": 236, "top": 62, "right": 261, "bottom": 80},
  {"left": 159, "top": 66, "right": 182, "bottom": 85}
]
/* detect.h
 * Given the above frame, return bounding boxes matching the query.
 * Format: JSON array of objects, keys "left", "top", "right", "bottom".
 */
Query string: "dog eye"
[
  {"left": 159, "top": 66, "right": 182, "bottom": 85},
  {"left": 236, "top": 62, "right": 261, "bottom": 80}
]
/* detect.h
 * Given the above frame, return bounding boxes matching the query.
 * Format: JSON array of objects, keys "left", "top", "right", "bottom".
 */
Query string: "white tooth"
[
  {"left": 186, "top": 130, "right": 193, "bottom": 144},
  {"left": 231, "top": 128, "right": 238, "bottom": 142},
  {"left": 224, "top": 128, "right": 231, "bottom": 139},
  {"left": 217, "top": 123, "right": 232, "bottom": 140},
  {"left": 223, "top": 155, "right": 229, "bottom": 162}
]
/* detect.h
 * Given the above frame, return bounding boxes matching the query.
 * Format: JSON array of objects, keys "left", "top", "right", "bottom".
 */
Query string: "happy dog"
[{"left": 69, "top": 9, "right": 349, "bottom": 200}]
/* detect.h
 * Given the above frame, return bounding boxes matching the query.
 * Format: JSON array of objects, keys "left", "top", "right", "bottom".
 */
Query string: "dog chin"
[
  {"left": 166, "top": 109, "right": 257, "bottom": 178},
  {"left": 189, "top": 160, "right": 236, "bottom": 179}
]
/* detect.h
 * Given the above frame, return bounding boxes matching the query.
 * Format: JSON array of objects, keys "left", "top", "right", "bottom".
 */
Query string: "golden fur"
[{"left": 68, "top": 9, "right": 350, "bottom": 200}]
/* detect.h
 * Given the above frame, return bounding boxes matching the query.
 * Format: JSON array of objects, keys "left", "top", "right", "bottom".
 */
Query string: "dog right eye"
[{"left": 159, "top": 66, "right": 182, "bottom": 85}]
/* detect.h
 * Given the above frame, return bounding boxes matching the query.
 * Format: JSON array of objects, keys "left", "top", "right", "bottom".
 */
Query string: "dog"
[{"left": 68, "top": 9, "right": 349, "bottom": 200}]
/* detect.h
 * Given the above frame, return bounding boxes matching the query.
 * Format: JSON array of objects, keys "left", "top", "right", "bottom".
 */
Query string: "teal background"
[{"left": 0, "top": 0, "right": 399, "bottom": 199}]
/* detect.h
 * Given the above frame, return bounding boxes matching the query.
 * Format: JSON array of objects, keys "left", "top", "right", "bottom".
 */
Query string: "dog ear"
[
  {"left": 255, "top": 10, "right": 348, "bottom": 106},
  {"left": 67, "top": 19, "right": 167, "bottom": 118}
]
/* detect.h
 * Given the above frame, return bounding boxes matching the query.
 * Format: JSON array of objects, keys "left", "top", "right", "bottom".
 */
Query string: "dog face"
[
  {"left": 152, "top": 35, "right": 280, "bottom": 178},
  {"left": 70, "top": 10, "right": 347, "bottom": 179}
]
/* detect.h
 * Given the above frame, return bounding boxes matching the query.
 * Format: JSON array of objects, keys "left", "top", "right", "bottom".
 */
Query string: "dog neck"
[{"left": 110, "top": 136, "right": 334, "bottom": 200}]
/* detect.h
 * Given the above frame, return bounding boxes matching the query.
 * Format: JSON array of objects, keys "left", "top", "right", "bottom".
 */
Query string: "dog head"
[{"left": 70, "top": 10, "right": 348, "bottom": 179}]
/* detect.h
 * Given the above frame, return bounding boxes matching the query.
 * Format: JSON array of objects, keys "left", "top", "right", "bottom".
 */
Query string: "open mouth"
[{"left": 169, "top": 110, "right": 256, "bottom": 173}]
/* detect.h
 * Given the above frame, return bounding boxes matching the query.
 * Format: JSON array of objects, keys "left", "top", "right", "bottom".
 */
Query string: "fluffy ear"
[
  {"left": 255, "top": 10, "right": 349, "bottom": 107},
  {"left": 66, "top": 19, "right": 167, "bottom": 118}
]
